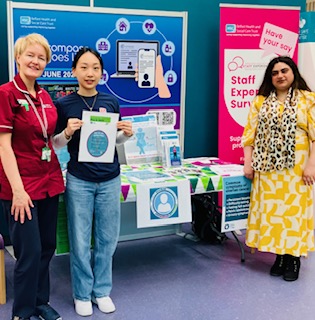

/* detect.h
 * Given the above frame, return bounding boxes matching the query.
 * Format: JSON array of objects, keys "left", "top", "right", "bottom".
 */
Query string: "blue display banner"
[
  {"left": 299, "top": 11, "right": 315, "bottom": 43},
  {"left": 10, "top": 5, "right": 186, "bottom": 129},
  {"left": 299, "top": 12, "right": 315, "bottom": 92}
]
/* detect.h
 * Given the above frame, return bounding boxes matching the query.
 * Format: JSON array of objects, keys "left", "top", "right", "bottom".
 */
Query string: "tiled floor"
[{"left": 1, "top": 227, "right": 315, "bottom": 320}]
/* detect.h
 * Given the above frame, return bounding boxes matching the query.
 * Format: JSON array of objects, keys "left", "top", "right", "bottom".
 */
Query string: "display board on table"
[{"left": 122, "top": 113, "right": 181, "bottom": 166}]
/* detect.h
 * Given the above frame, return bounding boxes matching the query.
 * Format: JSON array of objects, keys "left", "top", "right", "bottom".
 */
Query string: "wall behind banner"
[{"left": 0, "top": 0, "right": 305, "bottom": 158}]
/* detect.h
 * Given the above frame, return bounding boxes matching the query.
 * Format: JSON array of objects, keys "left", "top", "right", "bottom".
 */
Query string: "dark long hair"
[
  {"left": 72, "top": 47, "right": 104, "bottom": 70},
  {"left": 258, "top": 56, "right": 311, "bottom": 96}
]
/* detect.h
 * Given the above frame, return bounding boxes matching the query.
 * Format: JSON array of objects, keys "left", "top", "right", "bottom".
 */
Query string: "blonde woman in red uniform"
[{"left": 0, "top": 33, "right": 65, "bottom": 320}]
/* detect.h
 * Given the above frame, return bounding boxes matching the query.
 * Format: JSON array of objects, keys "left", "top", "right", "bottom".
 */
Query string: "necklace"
[{"left": 79, "top": 94, "right": 98, "bottom": 111}]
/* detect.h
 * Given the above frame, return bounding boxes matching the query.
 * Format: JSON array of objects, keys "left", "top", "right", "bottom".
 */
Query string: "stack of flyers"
[{"left": 161, "top": 134, "right": 181, "bottom": 167}]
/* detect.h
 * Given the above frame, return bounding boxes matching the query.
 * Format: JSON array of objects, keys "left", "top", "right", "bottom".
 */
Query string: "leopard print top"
[{"left": 252, "top": 88, "right": 298, "bottom": 172}]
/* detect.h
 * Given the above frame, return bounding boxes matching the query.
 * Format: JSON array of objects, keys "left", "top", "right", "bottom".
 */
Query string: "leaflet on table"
[
  {"left": 209, "top": 164, "right": 244, "bottom": 176},
  {"left": 166, "top": 140, "right": 181, "bottom": 167},
  {"left": 78, "top": 111, "right": 118, "bottom": 163},
  {"left": 157, "top": 129, "right": 177, "bottom": 161},
  {"left": 160, "top": 135, "right": 181, "bottom": 167},
  {"left": 123, "top": 169, "right": 172, "bottom": 183},
  {"left": 122, "top": 114, "right": 159, "bottom": 164},
  {"left": 165, "top": 166, "right": 205, "bottom": 177}
]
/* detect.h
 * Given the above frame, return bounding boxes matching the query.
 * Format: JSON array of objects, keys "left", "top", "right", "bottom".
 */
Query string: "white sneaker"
[
  {"left": 92, "top": 296, "right": 116, "bottom": 313},
  {"left": 74, "top": 299, "right": 93, "bottom": 317}
]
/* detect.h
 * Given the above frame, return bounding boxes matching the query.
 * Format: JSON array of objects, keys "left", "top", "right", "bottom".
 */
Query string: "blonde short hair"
[{"left": 14, "top": 33, "right": 51, "bottom": 63}]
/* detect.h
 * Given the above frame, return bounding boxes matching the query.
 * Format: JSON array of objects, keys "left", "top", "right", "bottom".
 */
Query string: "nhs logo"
[
  {"left": 226, "top": 24, "right": 236, "bottom": 33},
  {"left": 20, "top": 16, "right": 31, "bottom": 25}
]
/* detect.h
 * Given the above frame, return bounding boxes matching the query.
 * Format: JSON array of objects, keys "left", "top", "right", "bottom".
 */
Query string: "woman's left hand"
[
  {"left": 117, "top": 120, "right": 133, "bottom": 137},
  {"left": 302, "top": 163, "right": 315, "bottom": 186}
]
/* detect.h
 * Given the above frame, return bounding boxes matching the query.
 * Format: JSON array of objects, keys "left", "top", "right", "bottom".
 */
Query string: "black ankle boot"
[
  {"left": 270, "top": 254, "right": 287, "bottom": 276},
  {"left": 283, "top": 255, "right": 300, "bottom": 281}
]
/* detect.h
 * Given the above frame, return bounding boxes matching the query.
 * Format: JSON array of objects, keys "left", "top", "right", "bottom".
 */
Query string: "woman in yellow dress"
[{"left": 242, "top": 56, "right": 315, "bottom": 281}]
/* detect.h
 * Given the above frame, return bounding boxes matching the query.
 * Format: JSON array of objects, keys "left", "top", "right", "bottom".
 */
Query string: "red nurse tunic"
[{"left": 0, "top": 74, "right": 64, "bottom": 200}]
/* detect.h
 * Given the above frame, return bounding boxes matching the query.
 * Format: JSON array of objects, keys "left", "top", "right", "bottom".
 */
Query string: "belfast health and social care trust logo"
[
  {"left": 226, "top": 24, "right": 236, "bottom": 33},
  {"left": 150, "top": 187, "right": 178, "bottom": 220},
  {"left": 20, "top": 16, "right": 31, "bottom": 25}
]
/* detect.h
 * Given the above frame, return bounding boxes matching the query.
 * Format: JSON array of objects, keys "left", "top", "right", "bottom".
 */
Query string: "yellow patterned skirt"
[{"left": 246, "top": 134, "right": 315, "bottom": 257}]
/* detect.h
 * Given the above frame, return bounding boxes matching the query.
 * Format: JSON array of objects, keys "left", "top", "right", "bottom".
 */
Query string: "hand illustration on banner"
[
  {"left": 135, "top": 55, "right": 171, "bottom": 98},
  {"left": 155, "top": 55, "right": 171, "bottom": 98}
]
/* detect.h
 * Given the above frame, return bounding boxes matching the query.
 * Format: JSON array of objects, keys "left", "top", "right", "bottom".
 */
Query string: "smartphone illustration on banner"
[{"left": 138, "top": 48, "right": 156, "bottom": 88}]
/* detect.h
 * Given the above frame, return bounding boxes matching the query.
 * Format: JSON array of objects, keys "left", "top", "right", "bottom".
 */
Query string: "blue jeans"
[{"left": 65, "top": 173, "right": 121, "bottom": 301}]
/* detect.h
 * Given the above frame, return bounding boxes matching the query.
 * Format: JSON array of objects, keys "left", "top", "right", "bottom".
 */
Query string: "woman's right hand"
[
  {"left": 65, "top": 118, "right": 83, "bottom": 137},
  {"left": 12, "top": 189, "right": 34, "bottom": 223},
  {"left": 243, "top": 162, "right": 254, "bottom": 180},
  {"left": 0, "top": 132, "right": 34, "bottom": 223}
]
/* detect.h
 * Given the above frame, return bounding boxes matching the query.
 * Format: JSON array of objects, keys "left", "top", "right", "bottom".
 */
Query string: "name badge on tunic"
[
  {"left": 41, "top": 147, "right": 51, "bottom": 162},
  {"left": 17, "top": 99, "right": 29, "bottom": 111}
]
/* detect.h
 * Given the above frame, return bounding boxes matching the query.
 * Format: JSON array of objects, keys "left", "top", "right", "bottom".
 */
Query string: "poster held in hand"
[{"left": 78, "top": 111, "right": 118, "bottom": 163}]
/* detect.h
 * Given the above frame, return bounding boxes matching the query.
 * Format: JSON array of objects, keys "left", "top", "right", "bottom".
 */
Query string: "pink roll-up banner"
[{"left": 218, "top": 4, "right": 300, "bottom": 164}]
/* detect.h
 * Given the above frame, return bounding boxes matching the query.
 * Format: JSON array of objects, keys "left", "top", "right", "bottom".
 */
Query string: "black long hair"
[
  {"left": 72, "top": 47, "right": 104, "bottom": 70},
  {"left": 258, "top": 56, "right": 311, "bottom": 96}
]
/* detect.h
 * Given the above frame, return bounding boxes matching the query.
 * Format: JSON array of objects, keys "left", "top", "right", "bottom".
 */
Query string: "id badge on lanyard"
[{"left": 41, "top": 147, "right": 51, "bottom": 162}]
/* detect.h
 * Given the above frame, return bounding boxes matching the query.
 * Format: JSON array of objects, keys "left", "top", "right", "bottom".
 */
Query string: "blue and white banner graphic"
[
  {"left": 8, "top": 2, "right": 187, "bottom": 132},
  {"left": 221, "top": 175, "right": 251, "bottom": 232},
  {"left": 299, "top": 12, "right": 315, "bottom": 91},
  {"left": 136, "top": 179, "right": 191, "bottom": 228}
]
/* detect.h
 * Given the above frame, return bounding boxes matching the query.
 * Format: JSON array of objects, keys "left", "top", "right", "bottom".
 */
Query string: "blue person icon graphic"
[{"left": 150, "top": 187, "right": 178, "bottom": 219}]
